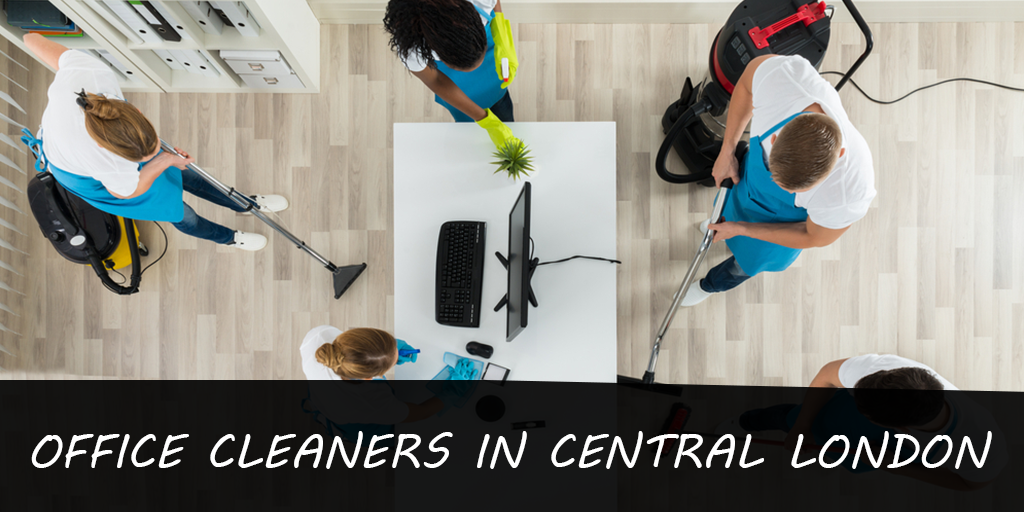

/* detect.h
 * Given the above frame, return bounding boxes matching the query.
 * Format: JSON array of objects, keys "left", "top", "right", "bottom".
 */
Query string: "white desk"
[{"left": 393, "top": 122, "right": 617, "bottom": 383}]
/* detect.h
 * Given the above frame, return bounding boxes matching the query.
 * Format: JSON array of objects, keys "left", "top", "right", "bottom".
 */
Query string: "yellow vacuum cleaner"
[{"left": 28, "top": 171, "right": 146, "bottom": 295}]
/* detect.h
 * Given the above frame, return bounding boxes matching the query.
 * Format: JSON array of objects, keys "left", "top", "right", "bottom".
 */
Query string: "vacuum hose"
[
  {"left": 86, "top": 218, "right": 142, "bottom": 295},
  {"left": 655, "top": 97, "right": 712, "bottom": 184}
]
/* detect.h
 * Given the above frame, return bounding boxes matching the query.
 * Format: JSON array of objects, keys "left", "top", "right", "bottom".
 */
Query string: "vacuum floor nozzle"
[{"left": 333, "top": 263, "right": 367, "bottom": 299}]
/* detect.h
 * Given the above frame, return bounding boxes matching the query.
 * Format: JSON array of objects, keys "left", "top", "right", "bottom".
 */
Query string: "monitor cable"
[{"left": 530, "top": 238, "right": 622, "bottom": 267}]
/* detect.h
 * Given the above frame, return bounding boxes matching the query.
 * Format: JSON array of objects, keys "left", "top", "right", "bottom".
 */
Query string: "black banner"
[{"left": 1, "top": 381, "right": 1020, "bottom": 511}]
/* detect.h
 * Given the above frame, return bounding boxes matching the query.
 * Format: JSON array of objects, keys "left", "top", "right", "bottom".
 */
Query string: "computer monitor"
[{"left": 505, "top": 182, "right": 534, "bottom": 342}]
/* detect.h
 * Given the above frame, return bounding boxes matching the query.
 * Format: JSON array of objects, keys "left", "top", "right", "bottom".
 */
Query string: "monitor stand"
[{"left": 493, "top": 251, "right": 539, "bottom": 312}]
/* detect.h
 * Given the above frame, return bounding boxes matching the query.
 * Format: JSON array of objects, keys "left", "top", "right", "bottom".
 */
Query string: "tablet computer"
[{"left": 482, "top": 363, "right": 509, "bottom": 384}]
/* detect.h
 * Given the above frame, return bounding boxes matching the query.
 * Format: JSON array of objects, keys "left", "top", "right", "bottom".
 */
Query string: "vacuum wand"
[
  {"left": 643, "top": 179, "right": 732, "bottom": 384},
  {"left": 160, "top": 140, "right": 366, "bottom": 299}
]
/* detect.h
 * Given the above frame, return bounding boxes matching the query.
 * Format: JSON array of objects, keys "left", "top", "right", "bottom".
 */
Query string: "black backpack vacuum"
[
  {"left": 27, "top": 172, "right": 147, "bottom": 295},
  {"left": 656, "top": 0, "right": 873, "bottom": 186}
]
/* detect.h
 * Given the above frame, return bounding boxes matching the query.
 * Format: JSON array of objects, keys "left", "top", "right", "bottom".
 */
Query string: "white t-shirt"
[
  {"left": 301, "top": 326, "right": 409, "bottom": 425},
  {"left": 751, "top": 55, "right": 876, "bottom": 230},
  {"left": 40, "top": 50, "right": 141, "bottom": 197},
  {"left": 838, "top": 354, "right": 956, "bottom": 390},
  {"left": 839, "top": 354, "right": 1008, "bottom": 482},
  {"left": 400, "top": 0, "right": 496, "bottom": 72}
]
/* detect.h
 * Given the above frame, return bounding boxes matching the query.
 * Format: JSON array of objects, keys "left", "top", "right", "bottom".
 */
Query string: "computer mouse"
[
  {"left": 476, "top": 395, "right": 505, "bottom": 422},
  {"left": 466, "top": 341, "right": 493, "bottom": 359}
]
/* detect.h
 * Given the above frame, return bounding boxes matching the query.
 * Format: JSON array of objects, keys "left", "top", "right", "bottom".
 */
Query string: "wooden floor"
[{"left": 1, "top": 22, "right": 1023, "bottom": 390}]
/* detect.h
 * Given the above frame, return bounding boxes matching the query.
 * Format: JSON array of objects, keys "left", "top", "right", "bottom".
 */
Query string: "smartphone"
[{"left": 482, "top": 362, "right": 509, "bottom": 384}]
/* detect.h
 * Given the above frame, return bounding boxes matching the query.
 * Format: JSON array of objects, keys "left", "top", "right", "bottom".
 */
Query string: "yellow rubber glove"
[
  {"left": 491, "top": 13, "right": 518, "bottom": 89},
  {"left": 475, "top": 108, "right": 517, "bottom": 149}
]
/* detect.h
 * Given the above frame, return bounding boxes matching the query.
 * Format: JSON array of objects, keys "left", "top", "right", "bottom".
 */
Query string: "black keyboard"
[{"left": 436, "top": 221, "right": 486, "bottom": 327}]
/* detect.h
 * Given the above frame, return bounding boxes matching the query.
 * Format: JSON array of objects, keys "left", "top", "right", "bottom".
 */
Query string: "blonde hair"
[
  {"left": 77, "top": 91, "right": 159, "bottom": 161},
  {"left": 768, "top": 112, "right": 843, "bottom": 191},
  {"left": 315, "top": 328, "right": 397, "bottom": 379}
]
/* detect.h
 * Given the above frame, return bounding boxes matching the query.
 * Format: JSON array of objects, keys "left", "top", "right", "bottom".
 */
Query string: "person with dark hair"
[
  {"left": 718, "top": 354, "right": 1007, "bottom": 490},
  {"left": 679, "top": 54, "right": 876, "bottom": 306},
  {"left": 23, "top": 35, "right": 287, "bottom": 251},
  {"left": 853, "top": 367, "right": 946, "bottom": 427},
  {"left": 383, "top": 0, "right": 520, "bottom": 149}
]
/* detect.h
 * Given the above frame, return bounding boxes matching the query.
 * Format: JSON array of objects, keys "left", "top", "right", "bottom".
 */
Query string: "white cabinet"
[
  {"left": 1, "top": 1, "right": 319, "bottom": 93},
  {"left": 219, "top": 49, "right": 291, "bottom": 75},
  {"left": 237, "top": 72, "right": 303, "bottom": 89},
  {"left": 221, "top": 49, "right": 304, "bottom": 89}
]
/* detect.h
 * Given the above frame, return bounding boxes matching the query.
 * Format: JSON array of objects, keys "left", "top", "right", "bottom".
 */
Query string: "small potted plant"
[{"left": 492, "top": 139, "right": 535, "bottom": 181}]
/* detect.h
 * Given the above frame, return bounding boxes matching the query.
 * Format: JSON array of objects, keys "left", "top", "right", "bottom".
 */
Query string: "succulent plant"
[{"left": 491, "top": 139, "right": 534, "bottom": 181}]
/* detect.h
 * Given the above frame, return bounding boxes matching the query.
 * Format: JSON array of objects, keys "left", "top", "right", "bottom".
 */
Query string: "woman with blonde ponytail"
[
  {"left": 24, "top": 34, "right": 289, "bottom": 251},
  {"left": 301, "top": 325, "right": 444, "bottom": 425}
]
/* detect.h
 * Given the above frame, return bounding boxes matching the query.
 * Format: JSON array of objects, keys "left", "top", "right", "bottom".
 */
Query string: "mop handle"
[
  {"left": 159, "top": 140, "right": 337, "bottom": 270},
  {"left": 643, "top": 180, "right": 733, "bottom": 383},
  {"left": 159, "top": 141, "right": 252, "bottom": 208},
  {"left": 708, "top": 179, "right": 730, "bottom": 225}
]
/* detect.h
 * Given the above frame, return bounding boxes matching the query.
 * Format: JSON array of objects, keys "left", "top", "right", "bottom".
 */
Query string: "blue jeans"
[
  {"left": 447, "top": 91, "right": 515, "bottom": 123},
  {"left": 699, "top": 256, "right": 752, "bottom": 293},
  {"left": 171, "top": 168, "right": 246, "bottom": 244}
]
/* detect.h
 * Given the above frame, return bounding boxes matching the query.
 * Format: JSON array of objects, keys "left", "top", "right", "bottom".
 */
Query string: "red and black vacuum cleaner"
[
  {"left": 655, "top": 0, "right": 873, "bottom": 186},
  {"left": 621, "top": 0, "right": 873, "bottom": 388}
]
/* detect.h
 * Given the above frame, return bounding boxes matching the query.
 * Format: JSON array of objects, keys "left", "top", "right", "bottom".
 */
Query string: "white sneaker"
[
  {"left": 229, "top": 231, "right": 267, "bottom": 251},
  {"left": 679, "top": 281, "right": 712, "bottom": 306},
  {"left": 699, "top": 219, "right": 711, "bottom": 235},
  {"left": 246, "top": 194, "right": 289, "bottom": 214}
]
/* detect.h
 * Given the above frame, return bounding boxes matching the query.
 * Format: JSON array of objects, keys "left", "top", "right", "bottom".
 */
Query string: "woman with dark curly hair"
[{"left": 384, "top": 0, "right": 520, "bottom": 149}]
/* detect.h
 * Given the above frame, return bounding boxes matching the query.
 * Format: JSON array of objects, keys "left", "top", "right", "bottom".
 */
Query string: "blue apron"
[
  {"left": 433, "top": 5, "right": 505, "bottom": 122},
  {"left": 722, "top": 112, "right": 809, "bottom": 275},
  {"left": 22, "top": 129, "right": 184, "bottom": 223}
]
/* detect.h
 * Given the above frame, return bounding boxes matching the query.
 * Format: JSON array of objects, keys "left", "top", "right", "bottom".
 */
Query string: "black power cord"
[
  {"left": 821, "top": 71, "right": 1024, "bottom": 105},
  {"left": 530, "top": 238, "right": 621, "bottom": 267},
  {"left": 140, "top": 221, "right": 168, "bottom": 277},
  {"left": 107, "top": 265, "right": 127, "bottom": 285}
]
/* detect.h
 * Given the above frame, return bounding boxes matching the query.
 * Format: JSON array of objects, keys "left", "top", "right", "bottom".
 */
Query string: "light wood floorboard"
[{"left": 1, "top": 23, "right": 1022, "bottom": 390}]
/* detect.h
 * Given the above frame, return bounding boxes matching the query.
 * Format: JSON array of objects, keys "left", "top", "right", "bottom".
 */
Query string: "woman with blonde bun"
[
  {"left": 300, "top": 326, "right": 442, "bottom": 424},
  {"left": 23, "top": 34, "right": 287, "bottom": 251},
  {"left": 305, "top": 327, "right": 400, "bottom": 380}
]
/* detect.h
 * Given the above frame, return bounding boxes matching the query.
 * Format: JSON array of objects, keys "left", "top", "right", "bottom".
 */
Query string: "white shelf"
[
  {"left": 126, "top": 40, "right": 203, "bottom": 51},
  {"left": 0, "top": 2, "right": 153, "bottom": 91},
  {"left": 2, "top": 1, "right": 320, "bottom": 94}
]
